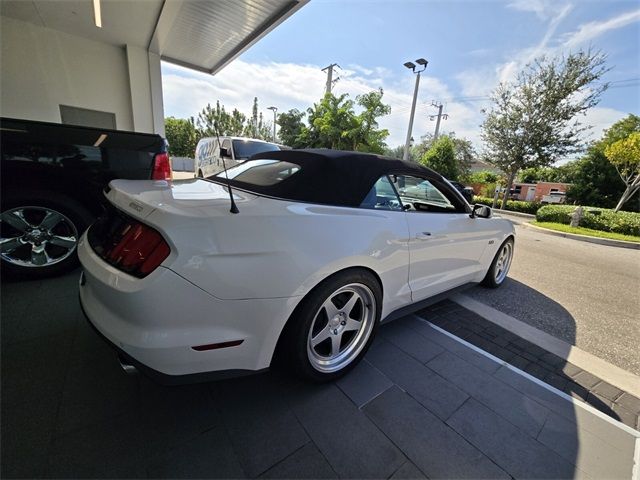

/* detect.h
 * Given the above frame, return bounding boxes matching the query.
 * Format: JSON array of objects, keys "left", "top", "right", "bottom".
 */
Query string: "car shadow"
[
  {"left": 463, "top": 277, "right": 622, "bottom": 421},
  {"left": 466, "top": 278, "right": 577, "bottom": 345}
]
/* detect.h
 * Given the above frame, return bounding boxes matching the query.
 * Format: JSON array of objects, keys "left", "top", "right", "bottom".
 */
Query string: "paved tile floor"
[
  {"left": 421, "top": 300, "right": 640, "bottom": 430},
  {"left": 2, "top": 271, "right": 638, "bottom": 479}
]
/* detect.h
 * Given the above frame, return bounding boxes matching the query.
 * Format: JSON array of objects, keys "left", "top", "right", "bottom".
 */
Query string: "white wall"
[{"left": 1, "top": 16, "right": 164, "bottom": 134}]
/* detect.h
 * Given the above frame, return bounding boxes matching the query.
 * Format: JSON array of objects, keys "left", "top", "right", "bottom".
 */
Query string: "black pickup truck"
[{"left": 1, "top": 117, "right": 170, "bottom": 278}]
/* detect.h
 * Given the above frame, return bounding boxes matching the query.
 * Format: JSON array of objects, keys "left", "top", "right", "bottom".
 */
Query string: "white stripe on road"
[{"left": 413, "top": 314, "right": 640, "bottom": 439}]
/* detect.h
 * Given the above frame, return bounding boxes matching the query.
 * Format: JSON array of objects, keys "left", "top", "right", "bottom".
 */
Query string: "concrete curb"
[
  {"left": 452, "top": 294, "right": 640, "bottom": 398},
  {"left": 418, "top": 316, "right": 640, "bottom": 439},
  {"left": 520, "top": 222, "right": 640, "bottom": 250},
  {"left": 492, "top": 209, "right": 536, "bottom": 219}
]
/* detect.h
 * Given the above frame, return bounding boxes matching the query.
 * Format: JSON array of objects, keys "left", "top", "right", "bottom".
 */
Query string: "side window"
[
  {"left": 394, "top": 175, "right": 462, "bottom": 213},
  {"left": 222, "top": 139, "right": 231, "bottom": 156},
  {"left": 360, "top": 176, "right": 403, "bottom": 211}
]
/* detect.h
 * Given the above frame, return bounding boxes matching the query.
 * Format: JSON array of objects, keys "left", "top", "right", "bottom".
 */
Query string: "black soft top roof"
[{"left": 224, "top": 149, "right": 443, "bottom": 207}]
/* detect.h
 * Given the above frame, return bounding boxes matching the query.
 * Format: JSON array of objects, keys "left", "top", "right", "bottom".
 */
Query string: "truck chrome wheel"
[
  {"left": 0, "top": 206, "right": 78, "bottom": 268},
  {"left": 494, "top": 241, "right": 513, "bottom": 284},
  {"left": 306, "top": 283, "right": 376, "bottom": 373}
]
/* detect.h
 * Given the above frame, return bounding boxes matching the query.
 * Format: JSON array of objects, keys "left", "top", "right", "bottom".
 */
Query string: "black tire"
[
  {"left": 0, "top": 191, "right": 94, "bottom": 279},
  {"left": 481, "top": 237, "right": 514, "bottom": 288},
  {"left": 280, "top": 269, "right": 382, "bottom": 382}
]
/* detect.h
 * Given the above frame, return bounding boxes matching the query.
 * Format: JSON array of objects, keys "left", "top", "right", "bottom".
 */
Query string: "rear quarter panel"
[{"left": 153, "top": 198, "right": 412, "bottom": 319}]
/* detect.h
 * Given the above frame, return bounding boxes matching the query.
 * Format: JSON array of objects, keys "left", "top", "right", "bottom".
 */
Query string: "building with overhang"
[{"left": 0, "top": 0, "right": 308, "bottom": 136}]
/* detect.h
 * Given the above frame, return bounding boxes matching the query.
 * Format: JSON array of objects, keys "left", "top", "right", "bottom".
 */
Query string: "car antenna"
[{"left": 213, "top": 122, "right": 239, "bottom": 214}]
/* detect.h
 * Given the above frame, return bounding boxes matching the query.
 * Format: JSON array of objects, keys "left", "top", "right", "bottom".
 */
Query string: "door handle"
[{"left": 415, "top": 232, "right": 432, "bottom": 240}]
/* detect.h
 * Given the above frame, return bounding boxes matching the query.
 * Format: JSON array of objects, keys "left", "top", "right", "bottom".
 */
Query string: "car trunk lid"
[{"left": 104, "top": 178, "right": 258, "bottom": 221}]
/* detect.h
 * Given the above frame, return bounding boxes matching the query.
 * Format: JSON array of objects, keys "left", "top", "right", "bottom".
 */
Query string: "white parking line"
[
  {"left": 452, "top": 293, "right": 640, "bottom": 398},
  {"left": 634, "top": 436, "right": 640, "bottom": 480},
  {"left": 416, "top": 315, "right": 640, "bottom": 438}
]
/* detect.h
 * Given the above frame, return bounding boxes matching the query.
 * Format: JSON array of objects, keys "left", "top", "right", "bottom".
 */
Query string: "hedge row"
[
  {"left": 473, "top": 196, "right": 541, "bottom": 215},
  {"left": 536, "top": 205, "right": 640, "bottom": 236}
]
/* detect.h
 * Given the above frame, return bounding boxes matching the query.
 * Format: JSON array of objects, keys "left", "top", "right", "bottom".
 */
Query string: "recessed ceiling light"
[{"left": 93, "top": 0, "right": 102, "bottom": 28}]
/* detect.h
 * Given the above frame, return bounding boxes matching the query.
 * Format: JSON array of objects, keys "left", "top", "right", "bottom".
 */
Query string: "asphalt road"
[{"left": 466, "top": 213, "right": 640, "bottom": 376}]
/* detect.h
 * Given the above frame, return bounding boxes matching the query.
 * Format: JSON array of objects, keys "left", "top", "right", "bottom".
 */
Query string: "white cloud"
[
  {"left": 507, "top": 0, "right": 571, "bottom": 21},
  {"left": 580, "top": 106, "right": 629, "bottom": 143},
  {"left": 162, "top": 61, "right": 325, "bottom": 120},
  {"left": 161, "top": 7, "right": 630, "bottom": 155},
  {"left": 562, "top": 8, "right": 640, "bottom": 49},
  {"left": 455, "top": 1, "right": 573, "bottom": 99},
  {"left": 162, "top": 59, "right": 488, "bottom": 148}
]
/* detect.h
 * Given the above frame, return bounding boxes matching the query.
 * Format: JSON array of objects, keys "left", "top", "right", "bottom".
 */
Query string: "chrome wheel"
[
  {"left": 494, "top": 241, "right": 513, "bottom": 284},
  {"left": 0, "top": 206, "right": 79, "bottom": 268},
  {"left": 307, "top": 283, "right": 376, "bottom": 373}
]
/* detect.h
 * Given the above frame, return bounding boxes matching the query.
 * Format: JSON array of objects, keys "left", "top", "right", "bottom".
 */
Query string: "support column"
[
  {"left": 148, "top": 51, "right": 165, "bottom": 136},
  {"left": 125, "top": 44, "right": 161, "bottom": 134}
]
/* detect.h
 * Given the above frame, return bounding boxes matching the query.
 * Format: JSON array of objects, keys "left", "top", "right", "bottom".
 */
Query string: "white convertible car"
[{"left": 79, "top": 149, "right": 514, "bottom": 383}]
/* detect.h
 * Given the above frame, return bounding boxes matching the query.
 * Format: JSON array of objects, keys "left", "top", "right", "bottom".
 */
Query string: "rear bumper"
[
  {"left": 78, "top": 289, "right": 263, "bottom": 384},
  {"left": 78, "top": 233, "right": 300, "bottom": 379}
]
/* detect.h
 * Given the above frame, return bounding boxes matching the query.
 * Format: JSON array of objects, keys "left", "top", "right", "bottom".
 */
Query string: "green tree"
[
  {"left": 450, "top": 136, "right": 474, "bottom": 179},
  {"left": 351, "top": 88, "right": 391, "bottom": 153},
  {"left": 605, "top": 131, "right": 640, "bottom": 211},
  {"left": 383, "top": 145, "right": 406, "bottom": 160},
  {"left": 519, "top": 166, "right": 555, "bottom": 183},
  {"left": 567, "top": 114, "right": 640, "bottom": 211},
  {"left": 565, "top": 149, "right": 623, "bottom": 209},
  {"left": 164, "top": 117, "right": 198, "bottom": 157},
  {"left": 420, "top": 136, "right": 459, "bottom": 179},
  {"left": 299, "top": 93, "right": 357, "bottom": 149},
  {"left": 241, "top": 97, "right": 272, "bottom": 139},
  {"left": 467, "top": 170, "right": 501, "bottom": 184},
  {"left": 481, "top": 50, "right": 609, "bottom": 208},
  {"left": 601, "top": 114, "right": 640, "bottom": 145},
  {"left": 409, "top": 134, "right": 435, "bottom": 162},
  {"left": 277, "top": 109, "right": 306, "bottom": 148},
  {"left": 518, "top": 163, "right": 578, "bottom": 183},
  {"left": 196, "top": 101, "right": 246, "bottom": 137},
  {"left": 296, "top": 91, "right": 391, "bottom": 152}
]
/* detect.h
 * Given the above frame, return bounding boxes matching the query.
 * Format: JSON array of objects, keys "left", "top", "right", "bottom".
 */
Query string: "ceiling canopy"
[{"left": 1, "top": 0, "right": 308, "bottom": 74}]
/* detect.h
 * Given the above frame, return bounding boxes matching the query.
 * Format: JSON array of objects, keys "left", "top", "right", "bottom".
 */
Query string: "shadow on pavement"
[
  {"left": 1, "top": 270, "right": 635, "bottom": 478},
  {"left": 466, "top": 278, "right": 578, "bottom": 345}
]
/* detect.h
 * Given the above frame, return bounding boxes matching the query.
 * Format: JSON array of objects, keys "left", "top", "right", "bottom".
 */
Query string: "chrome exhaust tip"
[{"left": 117, "top": 355, "right": 138, "bottom": 375}]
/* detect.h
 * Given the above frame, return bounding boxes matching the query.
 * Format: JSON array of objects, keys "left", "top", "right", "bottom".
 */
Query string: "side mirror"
[
  {"left": 220, "top": 147, "right": 231, "bottom": 158},
  {"left": 470, "top": 203, "right": 492, "bottom": 219}
]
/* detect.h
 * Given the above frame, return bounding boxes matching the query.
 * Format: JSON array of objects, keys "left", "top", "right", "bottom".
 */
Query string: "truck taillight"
[
  {"left": 152, "top": 152, "right": 172, "bottom": 180},
  {"left": 95, "top": 220, "right": 170, "bottom": 278}
]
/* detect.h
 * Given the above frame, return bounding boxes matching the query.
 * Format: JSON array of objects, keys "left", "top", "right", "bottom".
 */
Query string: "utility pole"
[
  {"left": 429, "top": 101, "right": 449, "bottom": 140},
  {"left": 402, "top": 58, "right": 428, "bottom": 161},
  {"left": 267, "top": 106, "right": 278, "bottom": 142},
  {"left": 321, "top": 63, "right": 340, "bottom": 95}
]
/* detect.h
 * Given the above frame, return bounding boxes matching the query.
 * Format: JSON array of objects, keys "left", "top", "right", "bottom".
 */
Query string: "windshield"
[
  {"left": 216, "top": 158, "right": 300, "bottom": 186},
  {"left": 232, "top": 140, "right": 280, "bottom": 160},
  {"left": 398, "top": 178, "right": 455, "bottom": 210}
]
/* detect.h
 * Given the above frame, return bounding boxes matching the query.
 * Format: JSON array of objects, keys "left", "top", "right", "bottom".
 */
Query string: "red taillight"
[
  {"left": 104, "top": 222, "right": 170, "bottom": 277},
  {"left": 152, "top": 152, "right": 172, "bottom": 180}
]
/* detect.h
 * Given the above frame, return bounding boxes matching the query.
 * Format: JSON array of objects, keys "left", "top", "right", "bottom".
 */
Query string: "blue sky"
[{"left": 162, "top": 0, "right": 640, "bottom": 153}]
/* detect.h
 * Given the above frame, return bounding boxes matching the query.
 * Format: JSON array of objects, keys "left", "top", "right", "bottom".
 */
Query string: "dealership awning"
[{"left": 0, "top": 0, "right": 308, "bottom": 75}]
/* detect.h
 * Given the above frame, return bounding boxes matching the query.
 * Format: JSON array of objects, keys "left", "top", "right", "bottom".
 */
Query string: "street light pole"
[
  {"left": 267, "top": 106, "right": 278, "bottom": 143},
  {"left": 402, "top": 58, "right": 428, "bottom": 161}
]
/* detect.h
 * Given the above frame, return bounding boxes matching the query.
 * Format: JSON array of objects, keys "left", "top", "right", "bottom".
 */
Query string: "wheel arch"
[
  {"left": 270, "top": 265, "right": 384, "bottom": 367},
  {"left": 2, "top": 187, "right": 101, "bottom": 218}
]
